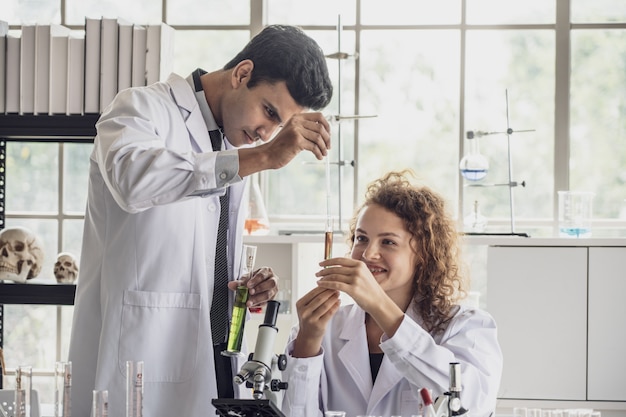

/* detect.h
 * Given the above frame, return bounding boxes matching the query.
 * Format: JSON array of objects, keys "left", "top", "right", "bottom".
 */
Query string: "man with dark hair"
[{"left": 69, "top": 24, "right": 333, "bottom": 417}]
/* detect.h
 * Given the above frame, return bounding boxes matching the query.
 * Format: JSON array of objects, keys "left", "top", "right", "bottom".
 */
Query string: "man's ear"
[{"left": 231, "top": 59, "right": 254, "bottom": 88}]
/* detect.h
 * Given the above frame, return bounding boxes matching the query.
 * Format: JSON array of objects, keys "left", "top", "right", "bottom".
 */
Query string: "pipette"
[{"left": 323, "top": 114, "right": 377, "bottom": 260}]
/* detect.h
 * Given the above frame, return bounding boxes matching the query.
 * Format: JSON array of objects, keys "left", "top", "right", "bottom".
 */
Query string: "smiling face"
[
  {"left": 350, "top": 203, "right": 418, "bottom": 307},
  {"left": 218, "top": 60, "right": 305, "bottom": 147}
]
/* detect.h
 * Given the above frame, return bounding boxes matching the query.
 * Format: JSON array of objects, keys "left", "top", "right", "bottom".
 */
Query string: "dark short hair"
[{"left": 224, "top": 24, "right": 333, "bottom": 110}]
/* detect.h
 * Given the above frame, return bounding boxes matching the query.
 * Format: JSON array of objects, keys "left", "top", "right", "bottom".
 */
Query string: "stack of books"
[{"left": 0, "top": 18, "right": 175, "bottom": 115}]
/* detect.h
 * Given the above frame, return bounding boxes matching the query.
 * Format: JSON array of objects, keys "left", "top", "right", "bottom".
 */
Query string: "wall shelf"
[
  {"left": 0, "top": 283, "right": 76, "bottom": 305},
  {"left": 0, "top": 114, "right": 97, "bottom": 369},
  {"left": 0, "top": 114, "right": 99, "bottom": 140}
]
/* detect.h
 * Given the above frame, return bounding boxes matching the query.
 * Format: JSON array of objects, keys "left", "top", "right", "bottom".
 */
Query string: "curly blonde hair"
[{"left": 347, "top": 170, "right": 467, "bottom": 334}]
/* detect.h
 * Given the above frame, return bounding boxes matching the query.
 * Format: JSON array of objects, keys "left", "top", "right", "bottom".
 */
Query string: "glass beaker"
[
  {"left": 558, "top": 191, "right": 594, "bottom": 238},
  {"left": 244, "top": 177, "right": 270, "bottom": 235}
]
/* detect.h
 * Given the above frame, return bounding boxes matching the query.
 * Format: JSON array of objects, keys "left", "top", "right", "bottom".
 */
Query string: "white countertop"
[
  {"left": 462, "top": 236, "right": 626, "bottom": 247},
  {"left": 244, "top": 233, "right": 626, "bottom": 247}
]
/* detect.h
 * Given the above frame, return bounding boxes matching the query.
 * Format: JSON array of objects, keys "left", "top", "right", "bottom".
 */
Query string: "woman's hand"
[
  {"left": 315, "top": 257, "right": 386, "bottom": 313},
  {"left": 292, "top": 286, "right": 340, "bottom": 358}
]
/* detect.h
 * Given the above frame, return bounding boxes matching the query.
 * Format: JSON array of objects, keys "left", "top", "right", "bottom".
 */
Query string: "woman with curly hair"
[{"left": 282, "top": 170, "right": 502, "bottom": 417}]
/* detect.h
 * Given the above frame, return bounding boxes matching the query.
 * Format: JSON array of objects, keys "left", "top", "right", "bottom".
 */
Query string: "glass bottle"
[
  {"left": 464, "top": 200, "right": 487, "bottom": 233},
  {"left": 459, "top": 132, "right": 489, "bottom": 181},
  {"left": 244, "top": 176, "right": 270, "bottom": 235}
]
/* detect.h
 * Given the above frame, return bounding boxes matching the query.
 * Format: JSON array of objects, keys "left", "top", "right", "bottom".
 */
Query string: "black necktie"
[{"left": 209, "top": 129, "right": 229, "bottom": 344}]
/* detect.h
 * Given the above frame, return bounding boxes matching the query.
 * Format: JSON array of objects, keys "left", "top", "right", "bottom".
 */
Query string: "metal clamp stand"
[{"left": 463, "top": 90, "right": 533, "bottom": 237}]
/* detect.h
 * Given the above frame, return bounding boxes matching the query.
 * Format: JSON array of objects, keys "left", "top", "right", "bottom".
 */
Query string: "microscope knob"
[
  {"left": 270, "top": 380, "right": 289, "bottom": 391},
  {"left": 277, "top": 354, "right": 288, "bottom": 371}
]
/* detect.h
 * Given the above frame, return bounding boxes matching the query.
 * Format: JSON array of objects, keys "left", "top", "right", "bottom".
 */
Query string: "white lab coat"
[
  {"left": 282, "top": 303, "right": 503, "bottom": 417},
  {"left": 68, "top": 73, "right": 251, "bottom": 417}
]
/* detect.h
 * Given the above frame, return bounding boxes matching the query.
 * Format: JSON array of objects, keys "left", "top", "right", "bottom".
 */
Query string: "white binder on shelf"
[
  {"left": 67, "top": 33, "right": 85, "bottom": 115},
  {"left": 20, "top": 24, "right": 36, "bottom": 114},
  {"left": 49, "top": 25, "right": 71, "bottom": 114},
  {"left": 34, "top": 24, "right": 51, "bottom": 115},
  {"left": 131, "top": 24, "right": 147, "bottom": 87},
  {"left": 117, "top": 18, "right": 133, "bottom": 92},
  {"left": 99, "top": 17, "right": 118, "bottom": 112},
  {"left": 84, "top": 17, "right": 101, "bottom": 114},
  {"left": 0, "top": 20, "right": 8, "bottom": 113},
  {"left": 5, "top": 33, "right": 21, "bottom": 114},
  {"left": 145, "top": 22, "right": 175, "bottom": 85}
]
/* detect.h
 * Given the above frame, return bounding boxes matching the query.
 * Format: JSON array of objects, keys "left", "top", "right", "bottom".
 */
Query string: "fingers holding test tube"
[{"left": 228, "top": 266, "right": 278, "bottom": 307}]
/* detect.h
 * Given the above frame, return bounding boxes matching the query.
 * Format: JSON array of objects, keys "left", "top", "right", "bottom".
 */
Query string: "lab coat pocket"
[
  {"left": 119, "top": 290, "right": 202, "bottom": 383},
  {"left": 401, "top": 389, "right": 421, "bottom": 417}
]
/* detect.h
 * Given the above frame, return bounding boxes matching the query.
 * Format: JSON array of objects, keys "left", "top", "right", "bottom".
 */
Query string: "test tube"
[
  {"left": 14, "top": 365, "right": 32, "bottom": 417},
  {"left": 92, "top": 390, "right": 108, "bottom": 417},
  {"left": 54, "top": 361, "right": 72, "bottom": 417},
  {"left": 324, "top": 137, "right": 333, "bottom": 260},
  {"left": 223, "top": 245, "right": 257, "bottom": 356},
  {"left": 126, "top": 360, "right": 144, "bottom": 417}
]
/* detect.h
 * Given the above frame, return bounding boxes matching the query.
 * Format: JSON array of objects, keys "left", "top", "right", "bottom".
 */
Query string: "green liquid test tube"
[{"left": 224, "top": 285, "right": 249, "bottom": 355}]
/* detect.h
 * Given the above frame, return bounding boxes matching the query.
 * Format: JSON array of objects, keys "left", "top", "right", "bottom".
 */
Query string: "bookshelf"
[{"left": 0, "top": 114, "right": 95, "bottom": 361}]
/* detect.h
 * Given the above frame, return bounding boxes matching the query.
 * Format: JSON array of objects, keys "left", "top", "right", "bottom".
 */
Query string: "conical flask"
[{"left": 244, "top": 177, "right": 270, "bottom": 235}]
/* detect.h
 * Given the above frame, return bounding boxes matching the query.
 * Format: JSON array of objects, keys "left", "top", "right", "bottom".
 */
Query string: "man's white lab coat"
[{"left": 68, "top": 73, "right": 250, "bottom": 417}]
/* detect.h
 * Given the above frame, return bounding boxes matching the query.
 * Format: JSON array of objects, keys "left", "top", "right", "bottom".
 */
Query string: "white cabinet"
[
  {"left": 487, "top": 246, "right": 588, "bottom": 400},
  {"left": 487, "top": 242, "right": 626, "bottom": 404},
  {"left": 588, "top": 247, "right": 626, "bottom": 401}
]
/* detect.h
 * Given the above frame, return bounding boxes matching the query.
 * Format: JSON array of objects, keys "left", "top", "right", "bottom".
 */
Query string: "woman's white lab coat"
[
  {"left": 282, "top": 303, "right": 503, "bottom": 417},
  {"left": 68, "top": 73, "right": 250, "bottom": 417}
]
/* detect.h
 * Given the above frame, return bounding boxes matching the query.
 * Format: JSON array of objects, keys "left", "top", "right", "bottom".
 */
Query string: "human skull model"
[
  {"left": 0, "top": 226, "right": 45, "bottom": 283},
  {"left": 54, "top": 252, "right": 79, "bottom": 284}
]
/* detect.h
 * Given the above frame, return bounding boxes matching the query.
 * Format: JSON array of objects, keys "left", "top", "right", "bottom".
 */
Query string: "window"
[{"left": 2, "top": 141, "right": 91, "bottom": 400}]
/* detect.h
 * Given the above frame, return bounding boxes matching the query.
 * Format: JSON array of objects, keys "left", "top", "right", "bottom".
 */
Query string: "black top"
[{"left": 369, "top": 352, "right": 385, "bottom": 382}]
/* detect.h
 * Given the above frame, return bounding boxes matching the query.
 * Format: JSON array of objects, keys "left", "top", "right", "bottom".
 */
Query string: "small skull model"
[
  {"left": 0, "top": 226, "right": 45, "bottom": 283},
  {"left": 54, "top": 252, "right": 79, "bottom": 284}
]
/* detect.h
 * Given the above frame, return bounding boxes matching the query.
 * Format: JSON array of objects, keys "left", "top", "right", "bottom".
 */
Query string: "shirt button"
[
  {"left": 208, "top": 204, "right": 217, "bottom": 212},
  {"left": 219, "top": 172, "right": 227, "bottom": 180},
  {"left": 297, "top": 365, "right": 306, "bottom": 372}
]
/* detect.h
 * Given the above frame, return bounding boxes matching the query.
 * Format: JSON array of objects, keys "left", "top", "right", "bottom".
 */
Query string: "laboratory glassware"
[
  {"left": 14, "top": 365, "right": 32, "bottom": 417},
  {"left": 459, "top": 131, "right": 489, "bottom": 181},
  {"left": 558, "top": 191, "right": 594, "bottom": 238},
  {"left": 92, "top": 390, "right": 108, "bottom": 417},
  {"left": 54, "top": 361, "right": 72, "bottom": 417},
  {"left": 244, "top": 177, "right": 270, "bottom": 235},
  {"left": 126, "top": 360, "right": 144, "bottom": 417},
  {"left": 223, "top": 245, "right": 257, "bottom": 356}
]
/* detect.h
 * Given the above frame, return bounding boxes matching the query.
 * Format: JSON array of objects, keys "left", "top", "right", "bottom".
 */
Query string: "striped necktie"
[{"left": 209, "top": 129, "right": 229, "bottom": 344}]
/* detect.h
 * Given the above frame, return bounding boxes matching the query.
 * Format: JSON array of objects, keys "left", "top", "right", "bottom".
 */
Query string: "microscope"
[
  {"left": 422, "top": 362, "right": 470, "bottom": 417},
  {"left": 212, "top": 300, "right": 289, "bottom": 417}
]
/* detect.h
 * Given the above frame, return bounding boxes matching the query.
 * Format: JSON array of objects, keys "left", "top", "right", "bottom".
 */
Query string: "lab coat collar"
[
  {"left": 166, "top": 73, "right": 213, "bottom": 153},
  {"left": 337, "top": 304, "right": 406, "bottom": 411}
]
